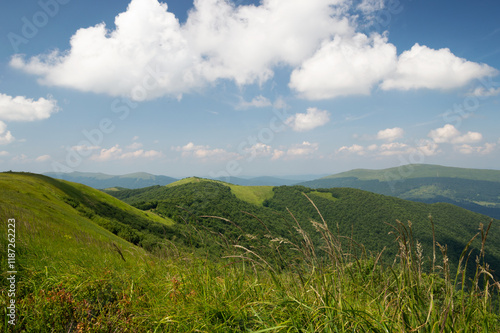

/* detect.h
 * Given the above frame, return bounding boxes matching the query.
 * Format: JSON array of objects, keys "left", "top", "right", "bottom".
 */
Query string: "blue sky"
[{"left": 0, "top": 0, "right": 499, "bottom": 178}]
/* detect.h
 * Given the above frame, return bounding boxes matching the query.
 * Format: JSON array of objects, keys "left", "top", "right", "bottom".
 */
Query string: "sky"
[{"left": 0, "top": 0, "right": 499, "bottom": 178}]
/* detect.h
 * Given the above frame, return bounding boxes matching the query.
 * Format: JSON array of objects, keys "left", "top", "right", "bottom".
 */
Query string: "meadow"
[{"left": 1, "top": 172, "right": 499, "bottom": 332}]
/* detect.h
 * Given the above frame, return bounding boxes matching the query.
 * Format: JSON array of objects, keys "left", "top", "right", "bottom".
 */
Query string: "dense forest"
[
  {"left": 106, "top": 179, "right": 500, "bottom": 277},
  {"left": 299, "top": 176, "right": 500, "bottom": 219}
]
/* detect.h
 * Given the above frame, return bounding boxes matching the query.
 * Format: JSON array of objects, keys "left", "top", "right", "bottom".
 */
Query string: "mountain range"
[
  {"left": 299, "top": 164, "right": 500, "bottom": 219},
  {"left": 43, "top": 171, "right": 178, "bottom": 189},
  {"left": 44, "top": 164, "right": 500, "bottom": 219}
]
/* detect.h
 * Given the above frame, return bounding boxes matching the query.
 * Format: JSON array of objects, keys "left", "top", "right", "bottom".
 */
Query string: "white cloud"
[
  {"left": 338, "top": 139, "right": 440, "bottom": 157},
  {"left": 127, "top": 142, "right": 143, "bottom": 150},
  {"left": 456, "top": 143, "right": 496, "bottom": 155},
  {"left": 273, "top": 96, "right": 289, "bottom": 110},
  {"left": 0, "top": 93, "right": 59, "bottom": 122},
  {"left": 377, "top": 127, "right": 404, "bottom": 142},
  {"left": 91, "top": 144, "right": 162, "bottom": 161},
  {"left": 91, "top": 145, "right": 123, "bottom": 161},
  {"left": 287, "top": 141, "right": 319, "bottom": 157},
  {"left": 0, "top": 93, "right": 59, "bottom": 145},
  {"left": 290, "top": 33, "right": 397, "bottom": 99},
  {"left": 338, "top": 144, "right": 365, "bottom": 155},
  {"left": 120, "top": 149, "right": 163, "bottom": 159},
  {"left": 378, "top": 142, "right": 409, "bottom": 156},
  {"left": 11, "top": 0, "right": 200, "bottom": 100},
  {"left": 10, "top": 0, "right": 498, "bottom": 101},
  {"left": 357, "top": 0, "right": 384, "bottom": 14},
  {"left": 237, "top": 95, "right": 272, "bottom": 109},
  {"left": 381, "top": 44, "right": 498, "bottom": 91},
  {"left": 173, "top": 142, "right": 239, "bottom": 161},
  {"left": 184, "top": 0, "right": 351, "bottom": 86},
  {"left": 35, "top": 155, "right": 51, "bottom": 162},
  {"left": 71, "top": 144, "right": 100, "bottom": 152},
  {"left": 243, "top": 143, "right": 273, "bottom": 158},
  {"left": 0, "top": 151, "right": 9, "bottom": 157},
  {"left": 285, "top": 107, "right": 330, "bottom": 132},
  {"left": 0, "top": 121, "right": 14, "bottom": 145},
  {"left": 415, "top": 139, "right": 440, "bottom": 156},
  {"left": 11, "top": 0, "right": 350, "bottom": 100},
  {"left": 469, "top": 86, "right": 500, "bottom": 97},
  {"left": 12, "top": 154, "right": 28, "bottom": 162},
  {"left": 271, "top": 149, "right": 285, "bottom": 160},
  {"left": 428, "top": 124, "right": 482, "bottom": 144}
]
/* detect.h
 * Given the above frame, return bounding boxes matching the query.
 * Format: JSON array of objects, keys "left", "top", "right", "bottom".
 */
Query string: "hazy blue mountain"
[
  {"left": 299, "top": 164, "right": 500, "bottom": 219},
  {"left": 44, "top": 171, "right": 178, "bottom": 189}
]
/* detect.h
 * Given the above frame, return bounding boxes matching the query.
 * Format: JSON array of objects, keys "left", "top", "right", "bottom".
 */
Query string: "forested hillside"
[
  {"left": 2, "top": 172, "right": 499, "bottom": 331},
  {"left": 300, "top": 164, "right": 500, "bottom": 219},
  {"left": 107, "top": 177, "right": 500, "bottom": 276}
]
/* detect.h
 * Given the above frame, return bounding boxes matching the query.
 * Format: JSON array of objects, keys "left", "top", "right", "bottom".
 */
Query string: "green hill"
[
  {"left": 322, "top": 164, "right": 500, "bottom": 182},
  {"left": 164, "top": 177, "right": 274, "bottom": 206},
  {"left": 1, "top": 172, "right": 499, "bottom": 331},
  {"left": 108, "top": 178, "right": 500, "bottom": 276},
  {"left": 300, "top": 164, "right": 500, "bottom": 219}
]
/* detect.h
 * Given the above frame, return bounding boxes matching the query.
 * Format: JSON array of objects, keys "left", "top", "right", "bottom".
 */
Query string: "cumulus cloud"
[
  {"left": 338, "top": 144, "right": 365, "bottom": 155},
  {"left": 35, "top": 155, "right": 51, "bottom": 162},
  {"left": 0, "top": 92, "right": 60, "bottom": 145},
  {"left": 377, "top": 127, "right": 404, "bottom": 141},
  {"left": 237, "top": 95, "right": 272, "bottom": 109},
  {"left": 357, "top": 0, "right": 385, "bottom": 13},
  {"left": 184, "top": 0, "right": 350, "bottom": 86},
  {"left": 378, "top": 142, "right": 410, "bottom": 156},
  {"left": 11, "top": 0, "right": 349, "bottom": 100},
  {"left": 91, "top": 144, "right": 162, "bottom": 161},
  {"left": 271, "top": 149, "right": 285, "bottom": 160},
  {"left": 286, "top": 141, "right": 319, "bottom": 157},
  {"left": 338, "top": 139, "right": 439, "bottom": 157},
  {"left": 243, "top": 143, "right": 273, "bottom": 159},
  {"left": 469, "top": 86, "right": 500, "bottom": 97},
  {"left": 285, "top": 107, "right": 330, "bottom": 132},
  {"left": 91, "top": 145, "right": 123, "bottom": 161},
  {"left": 173, "top": 142, "right": 238, "bottom": 161},
  {"left": 0, "top": 93, "right": 59, "bottom": 122},
  {"left": 10, "top": 0, "right": 201, "bottom": 100},
  {"left": 381, "top": 44, "right": 498, "bottom": 91},
  {"left": 456, "top": 143, "right": 496, "bottom": 155},
  {"left": 10, "top": 0, "right": 497, "bottom": 101},
  {"left": 120, "top": 149, "right": 163, "bottom": 159},
  {"left": 0, "top": 121, "right": 15, "bottom": 145},
  {"left": 127, "top": 142, "right": 143, "bottom": 150},
  {"left": 428, "top": 124, "right": 482, "bottom": 144},
  {"left": 290, "top": 33, "right": 397, "bottom": 99}
]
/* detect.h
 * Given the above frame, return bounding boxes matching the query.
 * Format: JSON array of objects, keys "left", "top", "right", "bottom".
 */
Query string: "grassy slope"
[
  {"left": 226, "top": 185, "right": 274, "bottom": 206},
  {"left": 167, "top": 177, "right": 274, "bottom": 206},
  {"left": 1, "top": 173, "right": 499, "bottom": 331},
  {"left": 166, "top": 176, "right": 211, "bottom": 187},
  {"left": 323, "top": 164, "right": 500, "bottom": 182}
]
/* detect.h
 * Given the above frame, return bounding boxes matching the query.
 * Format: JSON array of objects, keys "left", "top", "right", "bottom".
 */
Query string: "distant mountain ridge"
[
  {"left": 299, "top": 164, "right": 500, "bottom": 219},
  {"left": 43, "top": 172, "right": 311, "bottom": 189},
  {"left": 321, "top": 164, "right": 500, "bottom": 182},
  {"left": 44, "top": 171, "right": 178, "bottom": 189}
]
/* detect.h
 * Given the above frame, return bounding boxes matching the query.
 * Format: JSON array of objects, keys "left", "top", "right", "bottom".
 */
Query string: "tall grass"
[{"left": 1, "top": 193, "right": 499, "bottom": 332}]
